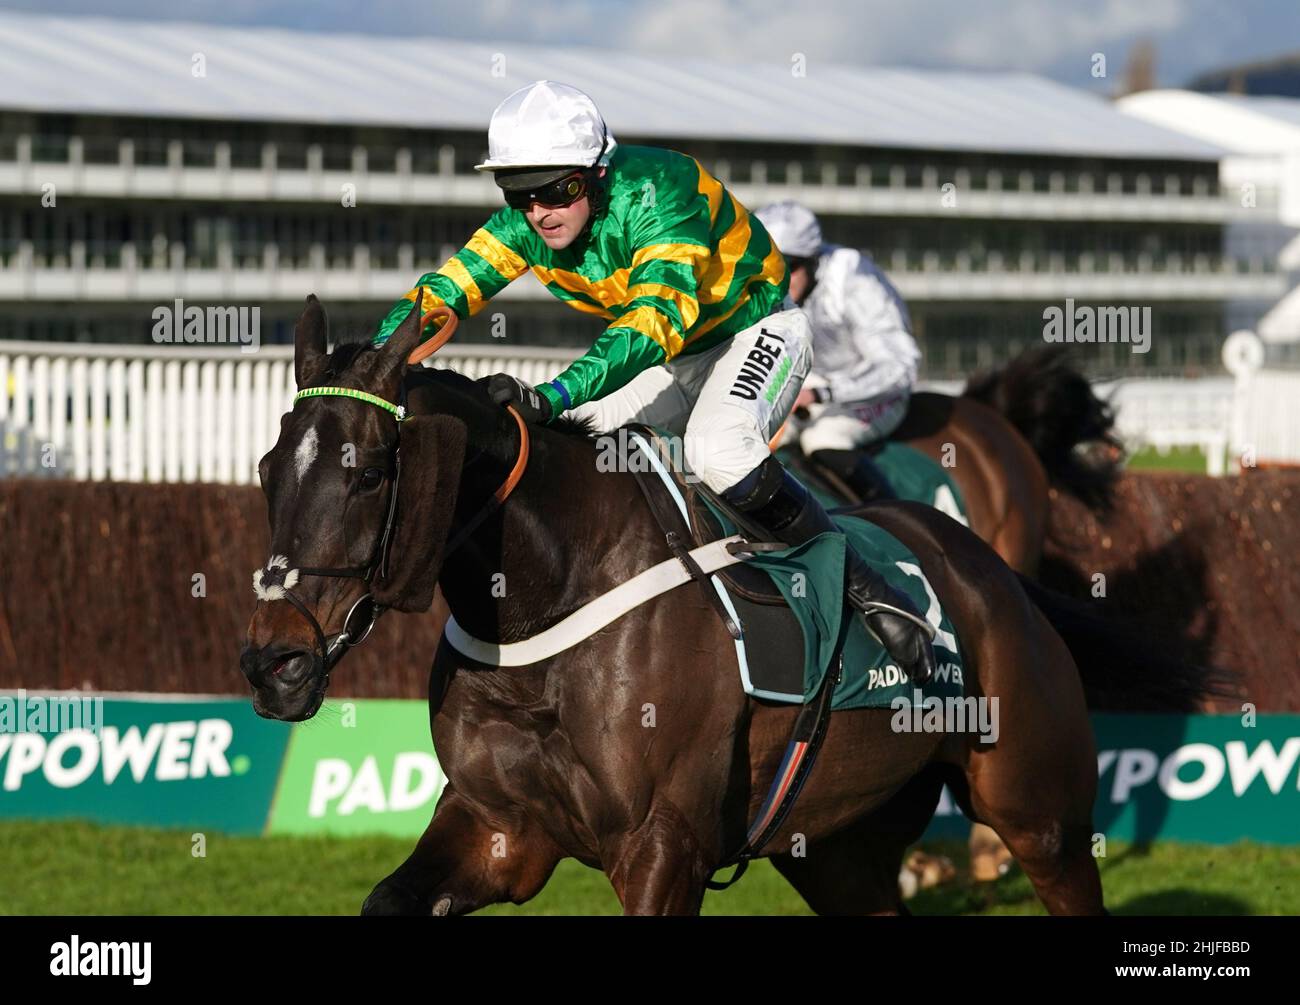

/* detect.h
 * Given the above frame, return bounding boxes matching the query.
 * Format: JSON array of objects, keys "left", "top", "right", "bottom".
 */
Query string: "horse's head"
[{"left": 240, "top": 296, "right": 467, "bottom": 721}]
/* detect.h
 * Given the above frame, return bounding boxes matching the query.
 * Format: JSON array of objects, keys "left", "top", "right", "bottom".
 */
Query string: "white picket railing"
[
  {"left": 0, "top": 337, "right": 1294, "bottom": 483},
  {"left": 1104, "top": 377, "right": 1235, "bottom": 475},
  {"left": 0, "top": 340, "right": 574, "bottom": 484},
  {"left": 1233, "top": 368, "right": 1300, "bottom": 468}
]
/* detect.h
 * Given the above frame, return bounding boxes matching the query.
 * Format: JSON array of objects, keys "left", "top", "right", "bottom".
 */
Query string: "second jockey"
[{"left": 755, "top": 200, "right": 921, "bottom": 503}]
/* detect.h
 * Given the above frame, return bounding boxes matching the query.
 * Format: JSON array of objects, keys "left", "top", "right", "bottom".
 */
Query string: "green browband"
[{"left": 294, "top": 386, "right": 407, "bottom": 421}]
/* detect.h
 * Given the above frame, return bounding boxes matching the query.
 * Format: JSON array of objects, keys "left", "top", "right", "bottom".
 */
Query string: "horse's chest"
[{"left": 433, "top": 687, "right": 603, "bottom": 837}]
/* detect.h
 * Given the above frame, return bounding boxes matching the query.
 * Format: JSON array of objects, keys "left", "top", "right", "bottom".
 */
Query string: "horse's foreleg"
[
  {"left": 361, "top": 787, "right": 562, "bottom": 916},
  {"left": 602, "top": 800, "right": 713, "bottom": 916}
]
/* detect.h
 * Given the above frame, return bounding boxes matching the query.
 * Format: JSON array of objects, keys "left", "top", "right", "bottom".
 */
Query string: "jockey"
[
  {"left": 755, "top": 200, "right": 920, "bottom": 503},
  {"left": 372, "top": 81, "right": 935, "bottom": 683}
]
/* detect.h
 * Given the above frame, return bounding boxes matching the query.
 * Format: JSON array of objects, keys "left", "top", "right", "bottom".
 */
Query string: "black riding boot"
[
  {"left": 810, "top": 448, "right": 897, "bottom": 504},
  {"left": 725, "top": 456, "right": 937, "bottom": 683}
]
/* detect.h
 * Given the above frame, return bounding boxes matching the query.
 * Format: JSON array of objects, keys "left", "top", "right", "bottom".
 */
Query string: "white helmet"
[
  {"left": 475, "top": 80, "right": 617, "bottom": 183},
  {"left": 755, "top": 200, "right": 823, "bottom": 259}
]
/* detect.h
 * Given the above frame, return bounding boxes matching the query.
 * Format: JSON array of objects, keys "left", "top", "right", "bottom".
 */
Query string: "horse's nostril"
[
  {"left": 239, "top": 646, "right": 266, "bottom": 686},
  {"left": 269, "top": 652, "right": 310, "bottom": 682},
  {"left": 240, "top": 645, "right": 304, "bottom": 687},
  {"left": 248, "top": 648, "right": 312, "bottom": 688}
]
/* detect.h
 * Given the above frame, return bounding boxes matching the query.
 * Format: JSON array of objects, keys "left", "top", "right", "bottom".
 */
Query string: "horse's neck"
[{"left": 438, "top": 420, "right": 650, "bottom": 646}]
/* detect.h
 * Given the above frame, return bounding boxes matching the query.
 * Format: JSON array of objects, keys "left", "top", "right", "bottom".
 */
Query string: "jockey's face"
[
  {"left": 787, "top": 261, "right": 814, "bottom": 304},
  {"left": 517, "top": 166, "right": 605, "bottom": 251},
  {"left": 526, "top": 196, "right": 591, "bottom": 250}
]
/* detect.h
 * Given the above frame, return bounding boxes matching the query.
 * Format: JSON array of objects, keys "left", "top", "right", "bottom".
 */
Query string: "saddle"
[
  {"left": 621, "top": 422, "right": 809, "bottom": 698},
  {"left": 624, "top": 423, "right": 785, "bottom": 605},
  {"left": 624, "top": 424, "right": 872, "bottom": 604}
]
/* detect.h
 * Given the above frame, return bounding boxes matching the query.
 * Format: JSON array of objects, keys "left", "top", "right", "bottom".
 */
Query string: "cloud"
[
  {"left": 447, "top": 0, "right": 1193, "bottom": 73},
  {"left": 933, "top": 0, "right": 1188, "bottom": 69},
  {"left": 0, "top": 0, "right": 1294, "bottom": 88}
]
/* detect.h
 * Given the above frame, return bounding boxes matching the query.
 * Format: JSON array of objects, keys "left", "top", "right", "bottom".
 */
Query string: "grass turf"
[
  {"left": 1126, "top": 445, "right": 1210, "bottom": 474},
  {"left": 1, "top": 820, "right": 1295, "bottom": 915}
]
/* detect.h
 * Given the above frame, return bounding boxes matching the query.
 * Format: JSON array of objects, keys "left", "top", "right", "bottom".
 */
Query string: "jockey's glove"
[{"left": 483, "top": 372, "right": 553, "bottom": 424}]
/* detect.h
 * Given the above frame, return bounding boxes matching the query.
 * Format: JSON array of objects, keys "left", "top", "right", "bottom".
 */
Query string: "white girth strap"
[{"left": 442, "top": 536, "right": 748, "bottom": 667}]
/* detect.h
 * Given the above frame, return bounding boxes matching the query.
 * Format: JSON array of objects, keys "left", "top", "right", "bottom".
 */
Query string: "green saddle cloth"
[
  {"left": 701, "top": 497, "right": 968, "bottom": 712},
  {"left": 778, "top": 441, "right": 969, "bottom": 525}
]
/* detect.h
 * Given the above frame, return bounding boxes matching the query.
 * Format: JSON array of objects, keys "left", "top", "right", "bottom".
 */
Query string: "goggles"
[{"left": 503, "top": 172, "right": 590, "bottom": 212}]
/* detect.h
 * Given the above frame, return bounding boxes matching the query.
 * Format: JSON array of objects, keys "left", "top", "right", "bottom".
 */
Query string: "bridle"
[{"left": 252, "top": 304, "right": 530, "bottom": 678}]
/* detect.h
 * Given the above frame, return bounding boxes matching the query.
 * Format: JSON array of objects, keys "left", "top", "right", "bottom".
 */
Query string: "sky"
[{"left": 0, "top": 0, "right": 1288, "bottom": 92}]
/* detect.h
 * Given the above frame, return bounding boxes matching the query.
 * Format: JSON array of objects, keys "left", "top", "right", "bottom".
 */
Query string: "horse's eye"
[{"left": 359, "top": 467, "right": 384, "bottom": 490}]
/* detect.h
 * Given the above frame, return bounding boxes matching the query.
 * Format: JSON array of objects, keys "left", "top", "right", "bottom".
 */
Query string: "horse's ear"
[
  {"left": 372, "top": 414, "right": 468, "bottom": 613},
  {"left": 373, "top": 292, "right": 428, "bottom": 389},
  {"left": 294, "top": 295, "right": 329, "bottom": 388}
]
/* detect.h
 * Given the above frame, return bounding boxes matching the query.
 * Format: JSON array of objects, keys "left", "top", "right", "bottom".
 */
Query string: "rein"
[{"left": 254, "top": 305, "right": 530, "bottom": 674}]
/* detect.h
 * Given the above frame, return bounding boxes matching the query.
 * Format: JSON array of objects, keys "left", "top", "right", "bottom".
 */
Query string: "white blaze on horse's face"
[{"left": 294, "top": 427, "right": 319, "bottom": 485}]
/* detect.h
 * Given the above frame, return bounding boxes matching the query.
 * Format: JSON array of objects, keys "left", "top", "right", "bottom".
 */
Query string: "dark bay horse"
[{"left": 239, "top": 298, "right": 1203, "bottom": 915}]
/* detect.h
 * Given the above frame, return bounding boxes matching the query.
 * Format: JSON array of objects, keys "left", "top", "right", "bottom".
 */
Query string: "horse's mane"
[
  {"left": 321, "top": 328, "right": 377, "bottom": 379},
  {"left": 405, "top": 366, "right": 599, "bottom": 438},
  {"left": 542, "top": 412, "right": 600, "bottom": 438},
  {"left": 963, "top": 345, "right": 1121, "bottom": 511}
]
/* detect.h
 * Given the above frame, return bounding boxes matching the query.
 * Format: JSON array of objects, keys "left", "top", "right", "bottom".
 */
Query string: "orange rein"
[
  {"left": 408, "top": 305, "right": 460, "bottom": 364},
  {"left": 494, "top": 405, "right": 531, "bottom": 503},
  {"left": 767, "top": 417, "right": 790, "bottom": 452},
  {"left": 410, "top": 305, "right": 529, "bottom": 504}
]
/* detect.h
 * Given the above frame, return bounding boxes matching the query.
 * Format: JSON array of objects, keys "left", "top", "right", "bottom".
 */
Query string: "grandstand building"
[
  {"left": 1118, "top": 89, "right": 1300, "bottom": 360},
  {"left": 0, "top": 10, "right": 1283, "bottom": 378}
]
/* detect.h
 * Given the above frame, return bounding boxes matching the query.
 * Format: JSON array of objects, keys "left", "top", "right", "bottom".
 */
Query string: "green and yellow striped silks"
[{"left": 372, "top": 144, "right": 789, "bottom": 413}]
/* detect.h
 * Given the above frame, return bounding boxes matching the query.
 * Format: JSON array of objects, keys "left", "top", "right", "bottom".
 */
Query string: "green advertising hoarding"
[
  {"left": 2, "top": 693, "right": 1298, "bottom": 845},
  {"left": 267, "top": 699, "right": 447, "bottom": 836},
  {"left": 0, "top": 693, "right": 290, "bottom": 834},
  {"left": 927, "top": 713, "right": 1300, "bottom": 843},
  {"left": 271, "top": 704, "right": 1300, "bottom": 844}
]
